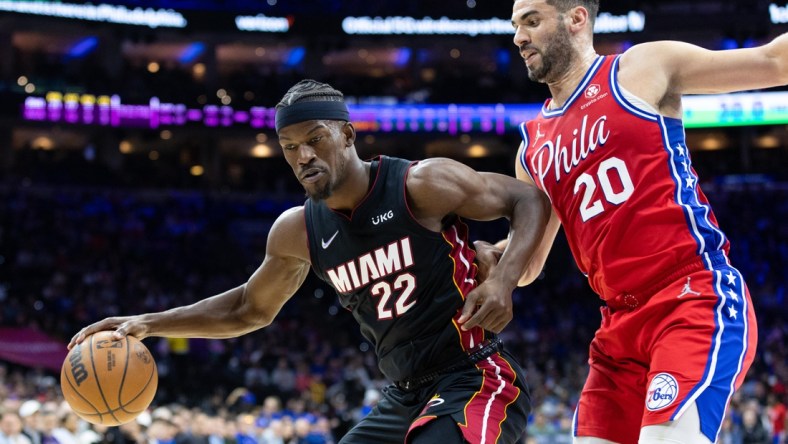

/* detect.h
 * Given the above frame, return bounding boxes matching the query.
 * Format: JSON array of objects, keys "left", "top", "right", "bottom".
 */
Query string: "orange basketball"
[{"left": 61, "top": 331, "right": 158, "bottom": 426}]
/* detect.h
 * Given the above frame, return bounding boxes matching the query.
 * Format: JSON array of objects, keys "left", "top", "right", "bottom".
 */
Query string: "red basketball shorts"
[{"left": 573, "top": 263, "right": 757, "bottom": 443}]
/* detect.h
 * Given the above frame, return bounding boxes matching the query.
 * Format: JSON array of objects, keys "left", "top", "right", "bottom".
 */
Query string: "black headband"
[{"left": 275, "top": 100, "right": 350, "bottom": 132}]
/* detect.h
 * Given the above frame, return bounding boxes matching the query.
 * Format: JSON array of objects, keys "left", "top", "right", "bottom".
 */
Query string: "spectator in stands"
[
  {"left": 0, "top": 411, "right": 33, "bottom": 444},
  {"left": 767, "top": 393, "right": 787, "bottom": 444},
  {"left": 18, "top": 401, "right": 41, "bottom": 444},
  {"left": 742, "top": 405, "right": 770, "bottom": 444}
]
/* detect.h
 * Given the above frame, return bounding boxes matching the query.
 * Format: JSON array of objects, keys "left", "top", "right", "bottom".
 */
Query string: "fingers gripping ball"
[{"left": 61, "top": 331, "right": 158, "bottom": 426}]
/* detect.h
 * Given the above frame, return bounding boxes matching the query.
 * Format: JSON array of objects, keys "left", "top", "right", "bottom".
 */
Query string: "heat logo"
[{"left": 419, "top": 395, "right": 445, "bottom": 415}]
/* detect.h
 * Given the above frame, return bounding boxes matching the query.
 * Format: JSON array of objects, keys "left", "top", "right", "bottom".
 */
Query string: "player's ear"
[
  {"left": 567, "top": 5, "right": 589, "bottom": 33},
  {"left": 341, "top": 121, "right": 356, "bottom": 147}
]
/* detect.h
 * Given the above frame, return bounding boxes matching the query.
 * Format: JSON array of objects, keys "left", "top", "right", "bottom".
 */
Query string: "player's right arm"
[
  {"left": 477, "top": 142, "right": 562, "bottom": 287},
  {"left": 618, "top": 33, "right": 788, "bottom": 118},
  {"left": 68, "top": 207, "right": 311, "bottom": 349}
]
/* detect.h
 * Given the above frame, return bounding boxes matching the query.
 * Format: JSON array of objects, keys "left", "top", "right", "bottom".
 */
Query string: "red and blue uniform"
[{"left": 519, "top": 55, "right": 757, "bottom": 443}]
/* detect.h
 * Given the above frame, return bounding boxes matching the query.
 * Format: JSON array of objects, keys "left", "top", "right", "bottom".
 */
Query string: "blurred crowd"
[{"left": 0, "top": 177, "right": 786, "bottom": 443}]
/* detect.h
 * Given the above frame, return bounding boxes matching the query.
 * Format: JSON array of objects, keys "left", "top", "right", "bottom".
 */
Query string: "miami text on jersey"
[{"left": 326, "top": 236, "right": 414, "bottom": 293}]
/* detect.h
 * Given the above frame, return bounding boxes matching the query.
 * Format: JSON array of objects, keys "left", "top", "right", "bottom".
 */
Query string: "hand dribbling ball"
[{"left": 61, "top": 331, "right": 158, "bottom": 426}]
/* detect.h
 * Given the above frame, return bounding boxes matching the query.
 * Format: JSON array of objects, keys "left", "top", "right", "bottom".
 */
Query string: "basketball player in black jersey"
[{"left": 69, "top": 80, "right": 550, "bottom": 443}]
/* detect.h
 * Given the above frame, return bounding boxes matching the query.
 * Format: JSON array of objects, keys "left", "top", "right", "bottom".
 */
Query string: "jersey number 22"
[{"left": 371, "top": 273, "right": 417, "bottom": 320}]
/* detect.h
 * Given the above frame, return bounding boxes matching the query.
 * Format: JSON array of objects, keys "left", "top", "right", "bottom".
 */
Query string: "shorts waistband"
[
  {"left": 605, "top": 251, "right": 728, "bottom": 313},
  {"left": 394, "top": 337, "right": 503, "bottom": 392}
]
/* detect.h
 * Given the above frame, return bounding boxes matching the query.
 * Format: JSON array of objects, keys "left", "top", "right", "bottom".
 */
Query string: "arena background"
[{"left": 0, "top": 1, "right": 786, "bottom": 443}]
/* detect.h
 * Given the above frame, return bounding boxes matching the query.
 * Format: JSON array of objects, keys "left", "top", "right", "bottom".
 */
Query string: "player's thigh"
[
  {"left": 339, "top": 387, "right": 415, "bottom": 444},
  {"left": 645, "top": 268, "right": 755, "bottom": 440},
  {"left": 408, "top": 351, "right": 530, "bottom": 444},
  {"left": 573, "top": 404, "right": 711, "bottom": 444},
  {"left": 456, "top": 351, "right": 530, "bottom": 443},
  {"left": 573, "top": 338, "right": 646, "bottom": 444},
  {"left": 409, "top": 415, "right": 465, "bottom": 444},
  {"left": 639, "top": 402, "right": 712, "bottom": 444}
]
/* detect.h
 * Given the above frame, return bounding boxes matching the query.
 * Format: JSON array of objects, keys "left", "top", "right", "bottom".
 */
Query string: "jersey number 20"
[{"left": 574, "top": 157, "right": 634, "bottom": 222}]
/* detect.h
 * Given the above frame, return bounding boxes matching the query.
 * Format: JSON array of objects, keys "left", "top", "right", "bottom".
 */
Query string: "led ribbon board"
[
  {"left": 341, "top": 11, "right": 645, "bottom": 36},
  {"left": 0, "top": 0, "right": 186, "bottom": 28},
  {"left": 21, "top": 92, "right": 788, "bottom": 132}
]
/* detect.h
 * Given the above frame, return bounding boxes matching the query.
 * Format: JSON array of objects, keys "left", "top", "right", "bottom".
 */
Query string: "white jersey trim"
[
  {"left": 542, "top": 56, "right": 605, "bottom": 117},
  {"left": 517, "top": 123, "right": 537, "bottom": 184},
  {"left": 618, "top": 86, "right": 660, "bottom": 115},
  {"left": 610, "top": 55, "right": 659, "bottom": 121}
]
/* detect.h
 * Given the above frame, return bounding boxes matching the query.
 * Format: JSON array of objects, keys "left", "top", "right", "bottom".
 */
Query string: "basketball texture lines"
[{"left": 61, "top": 331, "right": 158, "bottom": 425}]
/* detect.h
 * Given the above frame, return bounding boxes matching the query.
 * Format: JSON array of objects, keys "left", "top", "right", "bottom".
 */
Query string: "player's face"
[
  {"left": 512, "top": 0, "right": 574, "bottom": 83},
  {"left": 279, "top": 120, "right": 349, "bottom": 201}
]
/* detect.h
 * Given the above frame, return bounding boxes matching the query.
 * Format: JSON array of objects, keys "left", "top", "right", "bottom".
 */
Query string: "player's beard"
[
  {"left": 526, "top": 19, "right": 573, "bottom": 83},
  {"left": 306, "top": 154, "right": 347, "bottom": 202}
]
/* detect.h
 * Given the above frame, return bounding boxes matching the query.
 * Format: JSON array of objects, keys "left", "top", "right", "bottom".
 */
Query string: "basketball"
[{"left": 60, "top": 331, "right": 158, "bottom": 426}]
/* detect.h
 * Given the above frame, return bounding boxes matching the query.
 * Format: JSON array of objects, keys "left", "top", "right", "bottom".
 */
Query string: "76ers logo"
[
  {"left": 585, "top": 83, "right": 601, "bottom": 99},
  {"left": 646, "top": 373, "right": 679, "bottom": 411}
]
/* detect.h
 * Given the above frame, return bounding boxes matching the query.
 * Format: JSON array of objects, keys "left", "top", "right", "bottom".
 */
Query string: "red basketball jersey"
[{"left": 519, "top": 55, "right": 730, "bottom": 302}]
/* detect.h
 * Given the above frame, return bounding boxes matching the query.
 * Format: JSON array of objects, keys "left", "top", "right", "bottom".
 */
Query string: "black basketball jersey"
[{"left": 304, "top": 156, "right": 492, "bottom": 382}]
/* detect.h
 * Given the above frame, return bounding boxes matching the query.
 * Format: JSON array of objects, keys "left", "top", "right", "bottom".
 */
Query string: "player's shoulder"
[
  {"left": 619, "top": 40, "right": 693, "bottom": 69},
  {"left": 268, "top": 206, "right": 309, "bottom": 259},
  {"left": 408, "top": 157, "right": 472, "bottom": 183},
  {"left": 272, "top": 206, "right": 305, "bottom": 232},
  {"left": 282, "top": 205, "right": 304, "bottom": 216},
  {"left": 406, "top": 157, "right": 483, "bottom": 201}
]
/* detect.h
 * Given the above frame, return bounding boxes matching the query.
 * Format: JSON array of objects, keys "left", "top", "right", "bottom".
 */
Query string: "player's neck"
[
  {"left": 325, "top": 157, "right": 371, "bottom": 211},
  {"left": 547, "top": 49, "right": 598, "bottom": 109}
]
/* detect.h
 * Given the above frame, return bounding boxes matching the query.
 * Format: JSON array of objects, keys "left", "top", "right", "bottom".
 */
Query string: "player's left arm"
[
  {"left": 619, "top": 33, "right": 788, "bottom": 116},
  {"left": 407, "top": 158, "right": 551, "bottom": 333}
]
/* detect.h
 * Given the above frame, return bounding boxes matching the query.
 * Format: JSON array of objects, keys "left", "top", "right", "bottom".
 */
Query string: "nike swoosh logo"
[{"left": 321, "top": 231, "right": 339, "bottom": 249}]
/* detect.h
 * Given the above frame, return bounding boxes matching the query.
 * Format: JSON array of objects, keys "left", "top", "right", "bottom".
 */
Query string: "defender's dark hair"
[
  {"left": 275, "top": 79, "right": 345, "bottom": 110},
  {"left": 546, "top": 0, "right": 599, "bottom": 24}
]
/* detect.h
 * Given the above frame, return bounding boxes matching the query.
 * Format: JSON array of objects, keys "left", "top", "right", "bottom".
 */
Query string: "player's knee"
[
  {"left": 639, "top": 426, "right": 712, "bottom": 444},
  {"left": 638, "top": 403, "right": 713, "bottom": 444},
  {"left": 573, "top": 437, "right": 619, "bottom": 444}
]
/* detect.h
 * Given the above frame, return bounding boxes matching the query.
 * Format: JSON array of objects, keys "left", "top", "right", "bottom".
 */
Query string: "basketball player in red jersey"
[{"left": 459, "top": 1, "right": 788, "bottom": 443}]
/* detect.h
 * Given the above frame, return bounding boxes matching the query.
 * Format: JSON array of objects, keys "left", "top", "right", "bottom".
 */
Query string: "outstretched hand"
[{"left": 68, "top": 316, "right": 148, "bottom": 350}]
